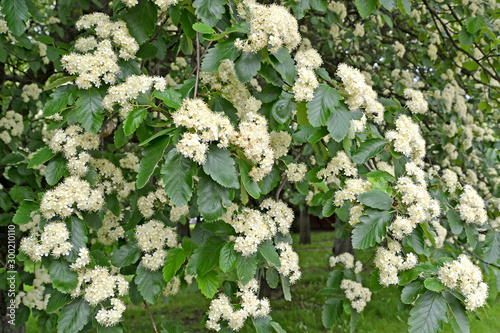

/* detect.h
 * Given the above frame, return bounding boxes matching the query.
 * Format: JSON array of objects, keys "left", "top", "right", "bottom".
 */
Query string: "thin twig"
[
  {"left": 144, "top": 301, "right": 159, "bottom": 333},
  {"left": 194, "top": 31, "right": 201, "bottom": 98},
  {"left": 188, "top": 41, "right": 213, "bottom": 79}
]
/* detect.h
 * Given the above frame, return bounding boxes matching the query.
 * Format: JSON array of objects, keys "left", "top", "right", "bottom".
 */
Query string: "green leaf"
[
  {"left": 408, "top": 291, "right": 447, "bottom": 333},
  {"left": 322, "top": 298, "right": 343, "bottom": 328},
  {"left": 466, "top": 16, "right": 485, "bottom": 34},
  {"left": 76, "top": 88, "right": 104, "bottom": 134},
  {"left": 111, "top": 244, "right": 142, "bottom": 267},
  {"left": 238, "top": 156, "right": 261, "bottom": 199},
  {"left": 424, "top": 277, "right": 445, "bottom": 292},
  {"left": 45, "top": 155, "right": 68, "bottom": 186},
  {"left": 258, "top": 241, "right": 281, "bottom": 267},
  {"left": 380, "top": 0, "right": 396, "bottom": 11},
  {"left": 352, "top": 209, "right": 392, "bottom": 249},
  {"left": 355, "top": 0, "right": 377, "bottom": 17},
  {"left": 458, "top": 28, "right": 474, "bottom": 46},
  {"left": 281, "top": 274, "right": 292, "bottom": 301},
  {"left": 43, "top": 85, "right": 78, "bottom": 117},
  {"left": 271, "top": 96, "right": 295, "bottom": 124},
  {"left": 201, "top": 39, "right": 240, "bottom": 72},
  {"left": 306, "top": 84, "right": 340, "bottom": 127},
  {"left": 2, "top": 0, "right": 29, "bottom": 36},
  {"left": 189, "top": 236, "right": 225, "bottom": 275},
  {"left": 260, "top": 166, "right": 281, "bottom": 195},
  {"left": 396, "top": 0, "right": 411, "bottom": 15},
  {"left": 65, "top": 216, "right": 88, "bottom": 262},
  {"left": 236, "top": 253, "right": 258, "bottom": 285},
  {"left": 266, "top": 268, "right": 279, "bottom": 288},
  {"left": 465, "top": 223, "right": 478, "bottom": 250},
  {"left": 483, "top": 231, "right": 500, "bottom": 264},
  {"left": 219, "top": 241, "right": 238, "bottom": 273},
  {"left": 161, "top": 149, "right": 197, "bottom": 207},
  {"left": 197, "top": 270, "right": 220, "bottom": 298},
  {"left": 203, "top": 144, "right": 239, "bottom": 188},
  {"left": 352, "top": 139, "right": 386, "bottom": 164},
  {"left": 44, "top": 76, "right": 76, "bottom": 91},
  {"left": 234, "top": 51, "right": 262, "bottom": 83},
  {"left": 57, "top": 298, "right": 91, "bottom": 333},
  {"left": 358, "top": 191, "right": 393, "bottom": 211},
  {"left": 50, "top": 259, "right": 79, "bottom": 293},
  {"left": 135, "top": 264, "right": 167, "bottom": 304},
  {"left": 124, "top": 108, "right": 147, "bottom": 136},
  {"left": 443, "top": 291, "right": 470, "bottom": 333},
  {"left": 366, "top": 170, "right": 395, "bottom": 182},
  {"left": 114, "top": 123, "right": 133, "bottom": 149},
  {"left": 124, "top": 0, "right": 157, "bottom": 44},
  {"left": 290, "top": 0, "right": 310, "bottom": 20},
  {"left": 326, "top": 107, "right": 351, "bottom": 142},
  {"left": 270, "top": 321, "right": 286, "bottom": 333},
  {"left": 28, "top": 147, "right": 56, "bottom": 168},
  {"left": 193, "top": 0, "right": 226, "bottom": 27},
  {"left": 136, "top": 136, "right": 170, "bottom": 189},
  {"left": 154, "top": 88, "right": 182, "bottom": 109},
  {"left": 400, "top": 267, "right": 421, "bottom": 285},
  {"left": 46, "top": 290, "right": 72, "bottom": 313},
  {"left": 193, "top": 22, "right": 215, "bottom": 34},
  {"left": 197, "top": 173, "right": 231, "bottom": 221},
  {"left": 162, "top": 248, "right": 186, "bottom": 283},
  {"left": 401, "top": 280, "right": 425, "bottom": 304},
  {"left": 13, "top": 200, "right": 39, "bottom": 225}
]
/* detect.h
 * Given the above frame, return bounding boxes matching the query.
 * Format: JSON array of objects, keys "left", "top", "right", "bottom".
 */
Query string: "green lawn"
[{"left": 27, "top": 231, "right": 500, "bottom": 332}]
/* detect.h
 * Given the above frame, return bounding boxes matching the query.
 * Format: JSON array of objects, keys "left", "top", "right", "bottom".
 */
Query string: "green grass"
[{"left": 26, "top": 231, "right": 500, "bottom": 332}]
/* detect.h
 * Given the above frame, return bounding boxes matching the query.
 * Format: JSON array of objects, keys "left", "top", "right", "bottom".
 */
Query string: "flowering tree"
[{"left": 1, "top": 0, "right": 499, "bottom": 332}]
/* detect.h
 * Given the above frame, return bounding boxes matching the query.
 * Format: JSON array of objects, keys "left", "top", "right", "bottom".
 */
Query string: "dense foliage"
[{"left": 1, "top": 0, "right": 499, "bottom": 332}]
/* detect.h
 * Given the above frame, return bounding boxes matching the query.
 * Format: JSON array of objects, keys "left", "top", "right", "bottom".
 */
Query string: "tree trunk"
[
  {"left": 332, "top": 216, "right": 354, "bottom": 255},
  {"left": 299, "top": 207, "right": 311, "bottom": 244},
  {"left": 176, "top": 220, "right": 191, "bottom": 238}
]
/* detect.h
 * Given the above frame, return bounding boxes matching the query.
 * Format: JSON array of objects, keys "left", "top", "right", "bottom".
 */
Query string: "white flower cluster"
[
  {"left": 334, "top": 178, "right": 372, "bottom": 206},
  {"left": 336, "top": 63, "right": 385, "bottom": 124},
  {"left": 138, "top": 186, "right": 169, "bottom": 218},
  {"left": 457, "top": 185, "right": 488, "bottom": 225},
  {"left": 122, "top": 0, "right": 178, "bottom": 11},
  {"left": 386, "top": 115, "right": 426, "bottom": 164},
  {"left": 285, "top": 163, "right": 307, "bottom": 183},
  {"left": 340, "top": 279, "right": 372, "bottom": 312},
  {"left": 102, "top": 75, "right": 166, "bottom": 117},
  {"left": 292, "top": 49, "right": 322, "bottom": 101},
  {"left": 427, "top": 220, "right": 447, "bottom": 249},
  {"left": 172, "top": 98, "right": 235, "bottom": 164},
  {"left": 329, "top": 252, "right": 363, "bottom": 274},
  {"left": 438, "top": 255, "right": 488, "bottom": 311},
  {"left": 0, "top": 12, "right": 7, "bottom": 34},
  {"left": 0, "top": 110, "right": 24, "bottom": 144},
  {"left": 348, "top": 204, "right": 364, "bottom": 226},
  {"left": 222, "top": 199, "right": 294, "bottom": 256},
  {"left": 135, "top": 220, "right": 178, "bottom": 271},
  {"left": 442, "top": 169, "right": 459, "bottom": 193},
  {"left": 21, "top": 83, "right": 42, "bottom": 103},
  {"left": 206, "top": 279, "right": 270, "bottom": 331},
  {"left": 394, "top": 41, "right": 405, "bottom": 58},
  {"left": 40, "top": 176, "right": 104, "bottom": 219},
  {"left": 70, "top": 247, "right": 91, "bottom": 270},
  {"left": 96, "top": 298, "right": 126, "bottom": 327},
  {"left": 275, "top": 242, "right": 301, "bottom": 284},
  {"left": 404, "top": 88, "right": 428, "bottom": 114},
  {"left": 235, "top": 0, "right": 301, "bottom": 54},
  {"left": 163, "top": 276, "right": 181, "bottom": 296},
  {"left": 317, "top": 151, "right": 357, "bottom": 186},
  {"left": 15, "top": 269, "right": 51, "bottom": 310},
  {"left": 20, "top": 222, "right": 72, "bottom": 262},
  {"left": 97, "top": 211, "right": 125, "bottom": 245},
  {"left": 269, "top": 131, "right": 291, "bottom": 158},
  {"left": 119, "top": 152, "right": 140, "bottom": 172},
  {"left": 374, "top": 241, "right": 418, "bottom": 286},
  {"left": 91, "top": 158, "right": 134, "bottom": 199},
  {"left": 46, "top": 125, "right": 100, "bottom": 158}
]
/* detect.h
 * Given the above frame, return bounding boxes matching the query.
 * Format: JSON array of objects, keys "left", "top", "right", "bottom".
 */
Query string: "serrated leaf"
[
  {"left": 193, "top": 22, "right": 215, "bottom": 34},
  {"left": 124, "top": 0, "right": 157, "bottom": 44},
  {"left": 352, "top": 209, "right": 392, "bottom": 249},
  {"left": 162, "top": 248, "right": 186, "bottom": 283},
  {"left": 458, "top": 28, "right": 474, "bottom": 46},
  {"left": 424, "top": 277, "right": 445, "bottom": 292},
  {"left": 114, "top": 123, "right": 133, "bottom": 149},
  {"left": 136, "top": 136, "right": 170, "bottom": 189},
  {"left": 238, "top": 156, "right": 261, "bottom": 199},
  {"left": 197, "top": 173, "right": 231, "bottom": 221},
  {"left": 236, "top": 253, "right": 257, "bottom": 285},
  {"left": 154, "top": 88, "right": 182, "bottom": 109},
  {"left": 135, "top": 264, "right": 167, "bottom": 304},
  {"left": 281, "top": 274, "right": 292, "bottom": 301},
  {"left": 234, "top": 51, "right": 262, "bottom": 83},
  {"left": 57, "top": 298, "right": 90, "bottom": 333},
  {"left": 189, "top": 236, "right": 225, "bottom": 275},
  {"left": 401, "top": 280, "right": 425, "bottom": 304},
  {"left": 466, "top": 16, "right": 485, "bottom": 34},
  {"left": 161, "top": 149, "right": 197, "bottom": 207},
  {"left": 46, "top": 290, "right": 72, "bottom": 313},
  {"left": 355, "top": 0, "right": 376, "bottom": 17},
  {"left": 219, "top": 241, "right": 238, "bottom": 273},
  {"left": 65, "top": 216, "right": 88, "bottom": 262},
  {"left": 123, "top": 108, "right": 147, "bottom": 136},
  {"left": 400, "top": 267, "right": 421, "bottom": 285},
  {"left": 28, "top": 147, "right": 56, "bottom": 168},
  {"left": 366, "top": 170, "right": 395, "bottom": 182},
  {"left": 260, "top": 166, "right": 281, "bottom": 195},
  {"left": 13, "top": 200, "right": 39, "bottom": 225},
  {"left": 443, "top": 291, "right": 470, "bottom": 333},
  {"left": 358, "top": 191, "right": 393, "bottom": 211},
  {"left": 322, "top": 298, "right": 343, "bottom": 328},
  {"left": 271, "top": 96, "right": 295, "bottom": 124},
  {"left": 203, "top": 144, "right": 239, "bottom": 188},
  {"left": 2, "top": 0, "right": 30, "bottom": 36},
  {"left": 197, "top": 270, "right": 220, "bottom": 298},
  {"left": 76, "top": 88, "right": 104, "bottom": 134},
  {"left": 326, "top": 106, "right": 351, "bottom": 142},
  {"left": 396, "top": 0, "right": 411, "bottom": 15},
  {"left": 111, "top": 243, "right": 142, "bottom": 267},
  {"left": 43, "top": 85, "right": 78, "bottom": 117},
  {"left": 352, "top": 139, "right": 386, "bottom": 164},
  {"left": 45, "top": 155, "right": 68, "bottom": 186},
  {"left": 465, "top": 223, "right": 478, "bottom": 250},
  {"left": 258, "top": 241, "right": 281, "bottom": 267},
  {"left": 483, "top": 231, "right": 500, "bottom": 263},
  {"left": 201, "top": 39, "right": 240, "bottom": 72},
  {"left": 266, "top": 268, "right": 279, "bottom": 288},
  {"left": 408, "top": 291, "right": 447, "bottom": 333},
  {"left": 44, "top": 76, "right": 76, "bottom": 91},
  {"left": 193, "top": 0, "right": 226, "bottom": 27},
  {"left": 50, "top": 259, "right": 79, "bottom": 293},
  {"left": 380, "top": 0, "right": 396, "bottom": 11},
  {"left": 306, "top": 84, "right": 340, "bottom": 127}
]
